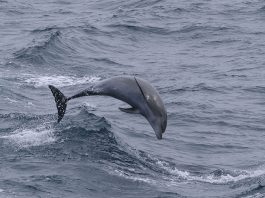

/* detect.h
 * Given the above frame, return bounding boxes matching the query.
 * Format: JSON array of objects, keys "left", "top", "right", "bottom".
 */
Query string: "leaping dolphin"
[{"left": 48, "top": 76, "right": 167, "bottom": 139}]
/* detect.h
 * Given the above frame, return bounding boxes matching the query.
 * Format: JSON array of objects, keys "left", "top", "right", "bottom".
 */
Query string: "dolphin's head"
[
  {"left": 148, "top": 107, "right": 167, "bottom": 139},
  {"left": 134, "top": 77, "right": 167, "bottom": 139}
]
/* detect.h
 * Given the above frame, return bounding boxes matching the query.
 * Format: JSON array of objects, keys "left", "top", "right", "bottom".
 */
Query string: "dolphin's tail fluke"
[{"left": 48, "top": 85, "right": 68, "bottom": 123}]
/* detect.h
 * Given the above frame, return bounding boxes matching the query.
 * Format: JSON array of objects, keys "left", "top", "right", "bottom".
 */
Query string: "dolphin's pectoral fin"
[{"left": 119, "top": 107, "right": 140, "bottom": 114}]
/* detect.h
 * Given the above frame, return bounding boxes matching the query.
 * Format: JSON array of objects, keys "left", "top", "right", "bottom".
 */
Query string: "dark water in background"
[{"left": 1, "top": 0, "right": 265, "bottom": 197}]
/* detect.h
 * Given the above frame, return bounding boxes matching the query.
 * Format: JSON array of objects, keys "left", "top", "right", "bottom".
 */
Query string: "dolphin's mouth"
[
  {"left": 152, "top": 120, "right": 163, "bottom": 140},
  {"left": 155, "top": 130, "right": 162, "bottom": 139}
]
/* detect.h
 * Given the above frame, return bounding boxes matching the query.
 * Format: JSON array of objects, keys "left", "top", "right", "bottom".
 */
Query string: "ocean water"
[{"left": 1, "top": 0, "right": 265, "bottom": 197}]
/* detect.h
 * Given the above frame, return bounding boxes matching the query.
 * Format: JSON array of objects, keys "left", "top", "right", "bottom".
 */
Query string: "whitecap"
[
  {"left": 156, "top": 159, "right": 265, "bottom": 184},
  {"left": 113, "top": 169, "right": 154, "bottom": 183},
  {"left": 185, "top": 168, "right": 265, "bottom": 184},
  {"left": 1, "top": 124, "right": 56, "bottom": 148}
]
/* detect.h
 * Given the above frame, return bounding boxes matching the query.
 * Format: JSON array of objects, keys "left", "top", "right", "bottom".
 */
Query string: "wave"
[
  {"left": 107, "top": 23, "right": 171, "bottom": 34},
  {"left": 14, "top": 31, "right": 60, "bottom": 64},
  {"left": 238, "top": 182, "right": 265, "bottom": 198},
  {"left": 99, "top": 144, "right": 252, "bottom": 186},
  {"left": 257, "top": 5, "right": 265, "bottom": 13},
  {"left": 1, "top": 123, "right": 56, "bottom": 149},
  {"left": 1, "top": 111, "right": 265, "bottom": 189},
  {"left": 241, "top": 192, "right": 265, "bottom": 198},
  {"left": 191, "top": 169, "right": 265, "bottom": 184},
  {"left": 167, "top": 83, "right": 229, "bottom": 94},
  {"left": 0, "top": 110, "right": 115, "bottom": 156},
  {"left": 125, "top": 0, "right": 163, "bottom": 9},
  {"left": 110, "top": 169, "right": 155, "bottom": 184},
  {"left": 0, "top": 112, "right": 42, "bottom": 120},
  {"left": 31, "top": 23, "right": 104, "bottom": 37},
  {"left": 108, "top": 23, "right": 232, "bottom": 37},
  {"left": 243, "top": 86, "right": 265, "bottom": 94},
  {"left": 88, "top": 57, "right": 134, "bottom": 68},
  {"left": 0, "top": 109, "right": 263, "bottom": 190},
  {"left": 179, "top": 24, "right": 230, "bottom": 34},
  {"left": 153, "top": 160, "right": 265, "bottom": 185},
  {"left": 0, "top": 85, "right": 32, "bottom": 102},
  {"left": 31, "top": 26, "right": 62, "bottom": 34},
  {"left": 13, "top": 31, "right": 74, "bottom": 65},
  {"left": 106, "top": 146, "right": 265, "bottom": 186},
  {"left": 3, "top": 111, "right": 54, "bottom": 127}
]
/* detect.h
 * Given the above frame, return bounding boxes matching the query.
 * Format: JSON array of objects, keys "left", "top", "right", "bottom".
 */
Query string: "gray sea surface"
[{"left": 1, "top": 0, "right": 265, "bottom": 197}]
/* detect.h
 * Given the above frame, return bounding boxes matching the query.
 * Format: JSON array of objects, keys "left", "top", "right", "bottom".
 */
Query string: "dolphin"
[{"left": 48, "top": 76, "right": 167, "bottom": 139}]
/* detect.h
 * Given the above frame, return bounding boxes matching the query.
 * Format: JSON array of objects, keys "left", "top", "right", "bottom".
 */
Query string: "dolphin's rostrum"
[{"left": 49, "top": 76, "right": 167, "bottom": 139}]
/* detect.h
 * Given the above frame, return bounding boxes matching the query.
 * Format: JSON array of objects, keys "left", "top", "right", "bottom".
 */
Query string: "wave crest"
[
  {"left": 13, "top": 31, "right": 74, "bottom": 65},
  {"left": 1, "top": 123, "right": 56, "bottom": 149}
]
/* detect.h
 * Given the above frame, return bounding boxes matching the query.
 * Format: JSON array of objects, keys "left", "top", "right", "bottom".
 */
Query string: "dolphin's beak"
[
  {"left": 154, "top": 127, "right": 163, "bottom": 139},
  {"left": 151, "top": 120, "right": 163, "bottom": 140},
  {"left": 143, "top": 104, "right": 166, "bottom": 140},
  {"left": 145, "top": 115, "right": 164, "bottom": 140}
]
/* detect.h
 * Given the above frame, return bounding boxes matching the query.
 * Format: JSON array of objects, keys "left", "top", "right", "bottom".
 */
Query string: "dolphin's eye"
[{"left": 146, "top": 95, "right": 150, "bottom": 100}]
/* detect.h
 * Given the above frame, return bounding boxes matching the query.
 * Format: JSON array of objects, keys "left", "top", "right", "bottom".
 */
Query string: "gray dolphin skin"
[{"left": 48, "top": 76, "right": 167, "bottom": 139}]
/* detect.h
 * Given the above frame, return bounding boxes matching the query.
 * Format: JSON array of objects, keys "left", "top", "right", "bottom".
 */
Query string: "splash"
[
  {"left": 1, "top": 124, "right": 56, "bottom": 148},
  {"left": 23, "top": 74, "right": 101, "bottom": 88}
]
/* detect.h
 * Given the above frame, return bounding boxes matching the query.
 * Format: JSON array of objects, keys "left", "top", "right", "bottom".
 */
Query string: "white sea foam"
[
  {"left": 4, "top": 97, "right": 18, "bottom": 103},
  {"left": 1, "top": 124, "right": 56, "bottom": 148},
  {"left": 81, "top": 102, "right": 97, "bottom": 110},
  {"left": 193, "top": 169, "right": 265, "bottom": 184},
  {"left": 106, "top": 156, "right": 265, "bottom": 188},
  {"left": 23, "top": 74, "right": 101, "bottom": 87},
  {"left": 113, "top": 169, "right": 154, "bottom": 184},
  {"left": 108, "top": 168, "right": 155, "bottom": 183},
  {"left": 156, "top": 160, "right": 265, "bottom": 184}
]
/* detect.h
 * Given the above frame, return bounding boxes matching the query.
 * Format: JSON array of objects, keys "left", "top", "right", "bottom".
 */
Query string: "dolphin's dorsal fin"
[{"left": 119, "top": 107, "right": 140, "bottom": 114}]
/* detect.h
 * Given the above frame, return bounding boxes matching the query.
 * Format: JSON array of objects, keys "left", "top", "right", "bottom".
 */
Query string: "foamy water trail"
[
  {"left": 23, "top": 74, "right": 101, "bottom": 87},
  {"left": 1, "top": 123, "right": 56, "bottom": 148}
]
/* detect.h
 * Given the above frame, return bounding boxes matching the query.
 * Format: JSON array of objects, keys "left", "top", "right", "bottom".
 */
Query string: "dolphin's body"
[{"left": 49, "top": 76, "right": 167, "bottom": 139}]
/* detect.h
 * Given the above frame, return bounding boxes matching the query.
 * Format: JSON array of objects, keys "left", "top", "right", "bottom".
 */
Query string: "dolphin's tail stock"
[{"left": 48, "top": 85, "right": 68, "bottom": 123}]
